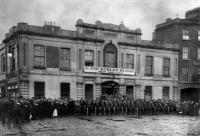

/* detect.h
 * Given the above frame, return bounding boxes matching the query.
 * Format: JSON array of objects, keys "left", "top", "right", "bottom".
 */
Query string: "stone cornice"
[
  {"left": 3, "top": 31, "right": 105, "bottom": 43},
  {"left": 76, "top": 23, "right": 142, "bottom": 35},
  {"left": 155, "top": 19, "right": 200, "bottom": 31},
  {"left": 118, "top": 42, "right": 179, "bottom": 52}
]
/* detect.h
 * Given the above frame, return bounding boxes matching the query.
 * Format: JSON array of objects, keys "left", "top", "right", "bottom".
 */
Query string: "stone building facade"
[
  {"left": 153, "top": 7, "right": 200, "bottom": 102},
  {"left": 0, "top": 19, "right": 179, "bottom": 101}
]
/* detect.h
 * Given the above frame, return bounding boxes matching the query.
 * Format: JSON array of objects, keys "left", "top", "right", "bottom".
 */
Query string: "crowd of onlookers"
[
  {"left": 180, "top": 100, "right": 199, "bottom": 116},
  {"left": 0, "top": 95, "right": 199, "bottom": 125}
]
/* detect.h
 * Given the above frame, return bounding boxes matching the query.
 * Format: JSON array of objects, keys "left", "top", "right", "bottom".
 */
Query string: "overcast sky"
[{"left": 0, "top": 0, "right": 200, "bottom": 41}]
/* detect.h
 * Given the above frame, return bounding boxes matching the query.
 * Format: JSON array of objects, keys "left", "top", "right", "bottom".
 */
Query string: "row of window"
[
  {"left": 84, "top": 50, "right": 171, "bottom": 76},
  {"left": 34, "top": 82, "right": 94, "bottom": 100},
  {"left": 182, "top": 29, "right": 200, "bottom": 40},
  {"left": 145, "top": 56, "right": 171, "bottom": 76},
  {"left": 0, "top": 44, "right": 172, "bottom": 77},
  {"left": 34, "top": 45, "right": 70, "bottom": 70},
  {"left": 144, "top": 86, "right": 170, "bottom": 100},
  {"left": 182, "top": 47, "right": 200, "bottom": 60},
  {"left": 34, "top": 82, "right": 70, "bottom": 98},
  {"left": 34, "top": 81, "right": 170, "bottom": 101}
]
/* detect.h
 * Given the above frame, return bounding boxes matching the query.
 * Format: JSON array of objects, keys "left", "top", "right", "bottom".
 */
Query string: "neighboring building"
[
  {"left": 0, "top": 19, "right": 179, "bottom": 101},
  {"left": 0, "top": 43, "right": 6, "bottom": 98},
  {"left": 153, "top": 7, "right": 200, "bottom": 102}
]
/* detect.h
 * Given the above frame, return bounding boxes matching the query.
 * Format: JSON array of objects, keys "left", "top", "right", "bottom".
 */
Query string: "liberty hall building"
[{"left": 0, "top": 19, "right": 179, "bottom": 101}]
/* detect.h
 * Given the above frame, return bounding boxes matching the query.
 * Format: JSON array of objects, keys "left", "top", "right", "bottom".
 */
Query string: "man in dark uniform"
[{"left": 79, "top": 98, "right": 85, "bottom": 115}]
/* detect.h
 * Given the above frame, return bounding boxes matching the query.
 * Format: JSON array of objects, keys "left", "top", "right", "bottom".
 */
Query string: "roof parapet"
[{"left": 76, "top": 19, "right": 142, "bottom": 35}]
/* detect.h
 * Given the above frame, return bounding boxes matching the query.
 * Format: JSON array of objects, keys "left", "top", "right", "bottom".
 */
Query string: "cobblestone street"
[{"left": 0, "top": 115, "right": 200, "bottom": 136}]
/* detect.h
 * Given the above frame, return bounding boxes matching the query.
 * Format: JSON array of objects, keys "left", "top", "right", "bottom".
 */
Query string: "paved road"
[{"left": 0, "top": 115, "right": 199, "bottom": 136}]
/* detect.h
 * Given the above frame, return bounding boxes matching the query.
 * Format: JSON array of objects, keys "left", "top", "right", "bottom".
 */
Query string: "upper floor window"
[
  {"left": 126, "top": 54, "right": 134, "bottom": 69},
  {"left": 10, "top": 47, "right": 16, "bottom": 71},
  {"left": 85, "top": 50, "right": 94, "bottom": 66},
  {"left": 137, "top": 55, "right": 140, "bottom": 74},
  {"left": 79, "top": 49, "right": 82, "bottom": 70},
  {"left": 145, "top": 56, "right": 153, "bottom": 76},
  {"left": 163, "top": 58, "right": 170, "bottom": 77},
  {"left": 182, "top": 67, "right": 189, "bottom": 81},
  {"left": 198, "top": 30, "right": 200, "bottom": 41},
  {"left": 198, "top": 48, "right": 200, "bottom": 60},
  {"left": 23, "top": 43, "right": 26, "bottom": 66},
  {"left": 175, "top": 58, "right": 178, "bottom": 76},
  {"left": 97, "top": 51, "right": 100, "bottom": 67},
  {"left": 60, "top": 48, "right": 70, "bottom": 70},
  {"left": 1, "top": 54, "right": 5, "bottom": 73},
  {"left": 121, "top": 53, "right": 124, "bottom": 68},
  {"left": 183, "top": 47, "right": 189, "bottom": 60},
  {"left": 104, "top": 44, "right": 117, "bottom": 68},
  {"left": 34, "top": 45, "right": 45, "bottom": 68},
  {"left": 183, "top": 29, "right": 190, "bottom": 40}
]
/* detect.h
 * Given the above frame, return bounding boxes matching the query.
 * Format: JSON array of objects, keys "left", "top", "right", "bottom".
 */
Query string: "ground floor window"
[
  {"left": 34, "top": 82, "right": 45, "bottom": 98},
  {"left": 61, "top": 83, "right": 70, "bottom": 98},
  {"left": 85, "top": 84, "right": 93, "bottom": 100},
  {"left": 144, "top": 86, "right": 152, "bottom": 100},
  {"left": 126, "top": 85, "right": 134, "bottom": 98},
  {"left": 163, "top": 86, "right": 170, "bottom": 101}
]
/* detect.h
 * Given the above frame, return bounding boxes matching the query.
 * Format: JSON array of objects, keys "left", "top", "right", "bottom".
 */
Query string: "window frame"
[
  {"left": 34, "top": 81, "right": 45, "bottom": 98},
  {"left": 60, "top": 48, "right": 71, "bottom": 70},
  {"left": 182, "top": 47, "right": 189, "bottom": 60},
  {"left": 11, "top": 46, "right": 16, "bottom": 71},
  {"left": 97, "top": 51, "right": 100, "bottom": 67},
  {"left": 145, "top": 56, "right": 153, "bottom": 76},
  {"left": 84, "top": 50, "right": 94, "bottom": 66},
  {"left": 198, "top": 30, "right": 200, "bottom": 41},
  {"left": 182, "top": 29, "right": 190, "bottom": 40},
  {"left": 23, "top": 43, "right": 26, "bottom": 67},
  {"left": 1, "top": 54, "right": 5, "bottom": 73},
  {"left": 60, "top": 83, "right": 70, "bottom": 98},
  {"left": 34, "top": 44, "right": 45, "bottom": 69},
  {"left": 85, "top": 84, "right": 94, "bottom": 100},
  {"left": 121, "top": 53, "right": 124, "bottom": 68},
  {"left": 144, "top": 86, "right": 152, "bottom": 100},
  {"left": 163, "top": 57, "right": 170, "bottom": 77},
  {"left": 162, "top": 86, "right": 170, "bottom": 101},
  {"left": 197, "top": 48, "right": 200, "bottom": 60},
  {"left": 126, "top": 53, "right": 134, "bottom": 69},
  {"left": 79, "top": 49, "right": 82, "bottom": 70},
  {"left": 182, "top": 66, "right": 189, "bottom": 81}
]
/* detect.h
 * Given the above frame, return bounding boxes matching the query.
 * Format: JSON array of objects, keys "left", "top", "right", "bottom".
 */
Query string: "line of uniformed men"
[
  {"left": 79, "top": 96, "right": 177, "bottom": 116},
  {"left": 3, "top": 95, "right": 199, "bottom": 124}
]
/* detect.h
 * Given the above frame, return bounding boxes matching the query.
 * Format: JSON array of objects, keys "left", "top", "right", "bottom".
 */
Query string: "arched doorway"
[
  {"left": 102, "top": 81, "right": 119, "bottom": 95},
  {"left": 181, "top": 88, "right": 200, "bottom": 102},
  {"left": 103, "top": 43, "right": 118, "bottom": 68}
]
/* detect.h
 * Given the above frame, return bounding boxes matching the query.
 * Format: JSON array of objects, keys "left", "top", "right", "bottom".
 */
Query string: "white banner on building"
[{"left": 84, "top": 66, "right": 135, "bottom": 75}]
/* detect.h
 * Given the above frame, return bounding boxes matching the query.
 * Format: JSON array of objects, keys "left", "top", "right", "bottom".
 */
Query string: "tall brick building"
[
  {"left": 153, "top": 7, "right": 200, "bottom": 102},
  {"left": 0, "top": 19, "right": 179, "bottom": 101}
]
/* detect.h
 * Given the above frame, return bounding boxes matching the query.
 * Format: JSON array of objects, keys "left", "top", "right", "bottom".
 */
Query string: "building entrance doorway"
[
  {"left": 181, "top": 88, "right": 200, "bottom": 102},
  {"left": 102, "top": 81, "right": 119, "bottom": 95}
]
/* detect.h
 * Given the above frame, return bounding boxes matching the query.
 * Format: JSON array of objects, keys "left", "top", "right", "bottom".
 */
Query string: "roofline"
[
  {"left": 3, "top": 31, "right": 105, "bottom": 43},
  {"left": 76, "top": 23, "right": 142, "bottom": 35},
  {"left": 155, "top": 19, "right": 200, "bottom": 31},
  {"left": 118, "top": 42, "right": 179, "bottom": 52}
]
